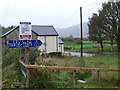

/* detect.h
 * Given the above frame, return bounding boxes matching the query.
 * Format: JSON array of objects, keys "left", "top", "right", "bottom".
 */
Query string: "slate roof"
[
  {"left": 59, "top": 39, "right": 64, "bottom": 44},
  {"left": 32, "top": 25, "right": 59, "bottom": 36},
  {"left": 2, "top": 25, "right": 59, "bottom": 37}
]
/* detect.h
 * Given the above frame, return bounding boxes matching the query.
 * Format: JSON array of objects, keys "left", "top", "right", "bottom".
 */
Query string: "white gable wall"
[
  {"left": 38, "top": 36, "right": 58, "bottom": 53},
  {"left": 38, "top": 36, "right": 45, "bottom": 52},
  {"left": 58, "top": 44, "right": 64, "bottom": 55},
  {"left": 46, "top": 36, "right": 58, "bottom": 53}
]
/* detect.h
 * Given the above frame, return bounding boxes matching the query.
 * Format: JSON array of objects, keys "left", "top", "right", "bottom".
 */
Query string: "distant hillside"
[{"left": 56, "top": 22, "right": 88, "bottom": 37}]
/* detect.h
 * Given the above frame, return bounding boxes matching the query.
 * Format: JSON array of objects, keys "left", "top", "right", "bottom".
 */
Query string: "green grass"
[
  {"left": 37, "top": 54, "right": 119, "bottom": 88},
  {"left": 2, "top": 61, "right": 23, "bottom": 88},
  {"left": 45, "top": 55, "right": 119, "bottom": 88},
  {"left": 64, "top": 41, "right": 117, "bottom": 49},
  {"left": 65, "top": 44, "right": 97, "bottom": 48},
  {"left": 47, "top": 55, "right": 118, "bottom": 68},
  {"left": 3, "top": 54, "right": 119, "bottom": 88},
  {"left": 64, "top": 41, "right": 117, "bottom": 54},
  {"left": 65, "top": 46, "right": 117, "bottom": 54}
]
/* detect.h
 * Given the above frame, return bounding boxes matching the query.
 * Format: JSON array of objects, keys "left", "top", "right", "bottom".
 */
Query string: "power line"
[
  {"left": 82, "top": 1, "right": 100, "bottom": 8},
  {"left": 56, "top": 8, "right": 79, "bottom": 28},
  {"left": 2, "top": 0, "right": 16, "bottom": 27},
  {"left": 9, "top": 0, "right": 17, "bottom": 26},
  {"left": 3, "top": 0, "right": 10, "bottom": 27},
  {"left": 56, "top": 1, "right": 102, "bottom": 28}
]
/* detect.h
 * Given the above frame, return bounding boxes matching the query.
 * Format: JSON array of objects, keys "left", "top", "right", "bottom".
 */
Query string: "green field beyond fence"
[
  {"left": 65, "top": 41, "right": 117, "bottom": 48},
  {"left": 64, "top": 41, "right": 117, "bottom": 53}
]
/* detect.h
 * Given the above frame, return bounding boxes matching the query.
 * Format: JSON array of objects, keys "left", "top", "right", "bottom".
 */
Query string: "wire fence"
[{"left": 19, "top": 60, "right": 120, "bottom": 88}]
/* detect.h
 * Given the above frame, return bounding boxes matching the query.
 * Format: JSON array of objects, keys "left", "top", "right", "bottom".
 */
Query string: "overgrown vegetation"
[
  {"left": 27, "top": 54, "right": 119, "bottom": 88},
  {"left": 2, "top": 48, "right": 21, "bottom": 68},
  {"left": 2, "top": 46, "right": 119, "bottom": 88},
  {"left": 2, "top": 47, "right": 40, "bottom": 88},
  {"left": 2, "top": 61, "right": 22, "bottom": 88}
]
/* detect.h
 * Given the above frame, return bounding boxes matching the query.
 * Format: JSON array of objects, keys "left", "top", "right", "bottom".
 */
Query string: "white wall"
[
  {"left": 62, "top": 44, "right": 64, "bottom": 54},
  {"left": 58, "top": 43, "right": 64, "bottom": 55},
  {"left": 38, "top": 36, "right": 45, "bottom": 52},
  {"left": 37, "top": 36, "right": 58, "bottom": 53},
  {"left": 46, "top": 36, "right": 58, "bottom": 53}
]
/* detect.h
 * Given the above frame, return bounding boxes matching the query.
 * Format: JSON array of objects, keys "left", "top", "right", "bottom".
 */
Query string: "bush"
[
  {"left": 76, "top": 71, "right": 92, "bottom": 80},
  {"left": 29, "top": 47, "right": 40, "bottom": 65},
  {"left": 2, "top": 48, "right": 20, "bottom": 68},
  {"left": 29, "top": 69, "right": 55, "bottom": 88}
]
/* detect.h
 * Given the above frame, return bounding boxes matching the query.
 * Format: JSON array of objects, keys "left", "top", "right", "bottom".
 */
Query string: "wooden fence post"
[
  {"left": 25, "top": 48, "right": 30, "bottom": 88},
  {"left": 73, "top": 70, "right": 76, "bottom": 87},
  {"left": 97, "top": 70, "right": 100, "bottom": 82},
  {"left": 26, "top": 68, "right": 30, "bottom": 88}
]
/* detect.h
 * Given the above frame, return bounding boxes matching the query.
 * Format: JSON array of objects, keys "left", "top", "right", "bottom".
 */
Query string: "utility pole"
[{"left": 80, "top": 7, "right": 83, "bottom": 57}]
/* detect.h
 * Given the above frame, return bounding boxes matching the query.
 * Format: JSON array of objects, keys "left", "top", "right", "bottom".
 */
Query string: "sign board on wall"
[{"left": 19, "top": 22, "right": 32, "bottom": 40}]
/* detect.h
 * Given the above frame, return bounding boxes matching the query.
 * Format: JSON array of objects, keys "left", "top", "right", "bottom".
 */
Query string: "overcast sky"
[{"left": 0, "top": 0, "right": 108, "bottom": 28}]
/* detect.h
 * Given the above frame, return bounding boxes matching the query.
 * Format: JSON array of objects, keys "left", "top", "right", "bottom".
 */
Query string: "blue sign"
[{"left": 9, "top": 40, "right": 42, "bottom": 48}]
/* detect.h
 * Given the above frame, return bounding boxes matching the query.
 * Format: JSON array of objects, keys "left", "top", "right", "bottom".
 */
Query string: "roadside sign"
[
  {"left": 19, "top": 22, "right": 32, "bottom": 40},
  {"left": 9, "top": 40, "right": 42, "bottom": 48}
]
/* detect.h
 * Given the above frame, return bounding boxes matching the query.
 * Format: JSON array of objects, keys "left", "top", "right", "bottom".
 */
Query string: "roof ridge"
[
  {"left": 52, "top": 26, "right": 59, "bottom": 35},
  {"left": 2, "top": 25, "right": 59, "bottom": 37},
  {"left": 32, "top": 25, "right": 53, "bottom": 27}
]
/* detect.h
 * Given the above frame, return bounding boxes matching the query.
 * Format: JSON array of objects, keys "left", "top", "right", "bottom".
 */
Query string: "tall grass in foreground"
[
  {"left": 3, "top": 54, "right": 120, "bottom": 88},
  {"left": 30, "top": 54, "right": 119, "bottom": 88}
]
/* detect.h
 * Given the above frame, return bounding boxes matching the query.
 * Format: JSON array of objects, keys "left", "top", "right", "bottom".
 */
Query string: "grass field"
[
  {"left": 2, "top": 54, "right": 119, "bottom": 88},
  {"left": 64, "top": 41, "right": 117, "bottom": 49},
  {"left": 64, "top": 41, "right": 117, "bottom": 54},
  {"left": 37, "top": 54, "right": 119, "bottom": 88}
]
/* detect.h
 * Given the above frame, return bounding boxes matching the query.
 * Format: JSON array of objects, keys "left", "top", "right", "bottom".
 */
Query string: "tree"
[
  {"left": 1, "top": 25, "right": 14, "bottom": 34},
  {"left": 88, "top": 13, "right": 106, "bottom": 51},
  {"left": 88, "top": 1, "right": 120, "bottom": 52},
  {"left": 101, "top": 2, "right": 120, "bottom": 52}
]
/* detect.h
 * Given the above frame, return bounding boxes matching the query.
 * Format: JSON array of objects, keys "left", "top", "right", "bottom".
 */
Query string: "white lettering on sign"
[{"left": 9, "top": 40, "right": 42, "bottom": 48}]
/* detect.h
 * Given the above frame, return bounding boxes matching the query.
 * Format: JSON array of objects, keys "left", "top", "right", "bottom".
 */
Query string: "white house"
[
  {"left": 32, "top": 25, "right": 64, "bottom": 54},
  {"left": 2, "top": 25, "right": 64, "bottom": 55}
]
